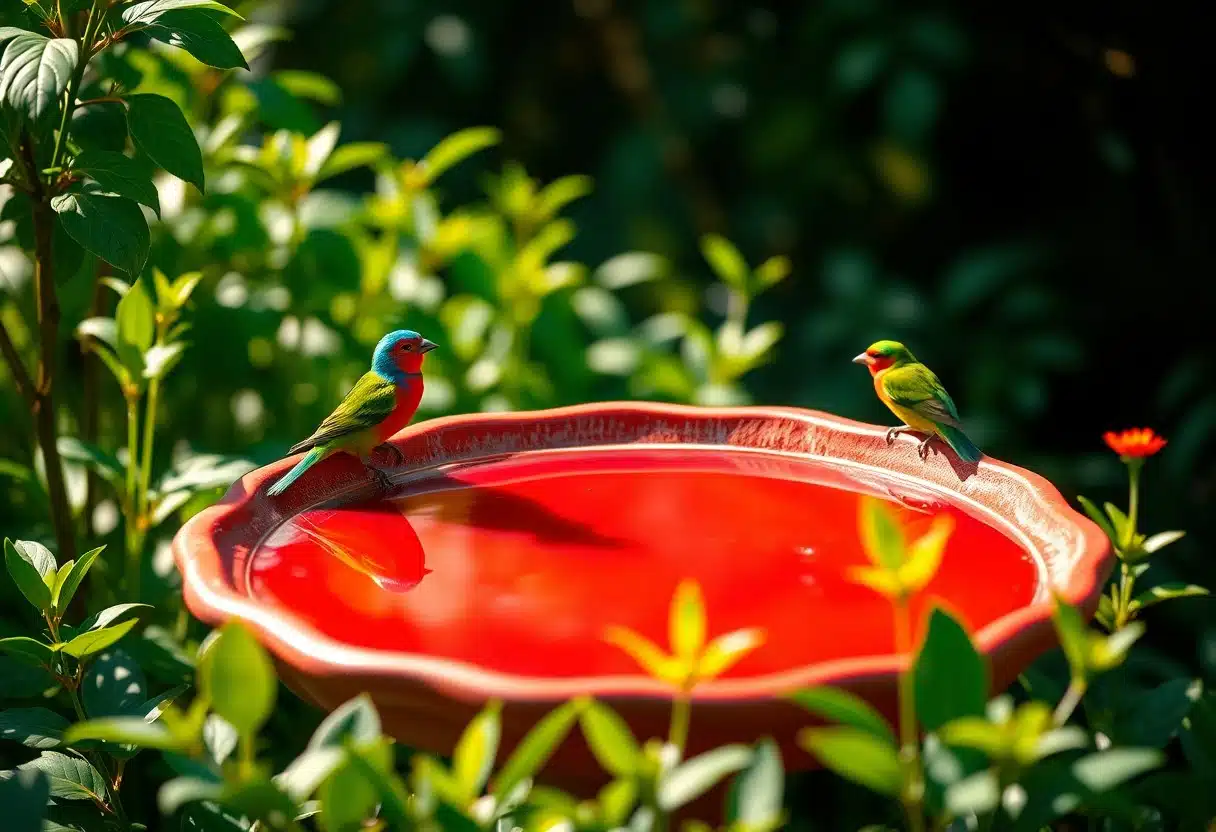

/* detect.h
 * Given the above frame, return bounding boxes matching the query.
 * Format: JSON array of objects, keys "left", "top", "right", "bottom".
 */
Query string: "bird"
[
  {"left": 267, "top": 330, "right": 437, "bottom": 497},
  {"left": 852, "top": 339, "right": 982, "bottom": 463}
]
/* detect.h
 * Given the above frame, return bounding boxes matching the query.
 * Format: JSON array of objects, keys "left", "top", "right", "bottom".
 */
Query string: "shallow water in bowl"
[{"left": 248, "top": 446, "right": 1038, "bottom": 679}]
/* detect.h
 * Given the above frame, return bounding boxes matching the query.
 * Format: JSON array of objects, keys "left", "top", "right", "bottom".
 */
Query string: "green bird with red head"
[
  {"left": 268, "top": 329, "right": 437, "bottom": 496},
  {"left": 852, "top": 339, "right": 982, "bottom": 463}
]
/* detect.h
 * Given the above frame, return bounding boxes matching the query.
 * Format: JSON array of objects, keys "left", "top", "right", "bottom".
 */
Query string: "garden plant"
[{"left": 2, "top": 1, "right": 1213, "bottom": 830}]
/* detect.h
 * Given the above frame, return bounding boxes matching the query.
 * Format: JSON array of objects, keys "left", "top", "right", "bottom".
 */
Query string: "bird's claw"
[
  {"left": 917, "top": 436, "right": 933, "bottom": 460},
  {"left": 885, "top": 426, "right": 908, "bottom": 445},
  {"left": 366, "top": 464, "right": 394, "bottom": 494}
]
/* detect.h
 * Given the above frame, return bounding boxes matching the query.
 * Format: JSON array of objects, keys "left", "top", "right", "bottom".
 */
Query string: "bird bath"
[{"left": 173, "top": 402, "right": 1111, "bottom": 789}]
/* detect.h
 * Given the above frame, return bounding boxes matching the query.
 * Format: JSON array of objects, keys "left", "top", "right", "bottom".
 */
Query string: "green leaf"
[
  {"left": 50, "top": 192, "right": 150, "bottom": 277},
  {"left": 318, "top": 757, "right": 381, "bottom": 832},
  {"left": 148, "top": 10, "right": 249, "bottom": 70},
  {"left": 452, "top": 700, "right": 501, "bottom": 799},
  {"left": 4, "top": 537, "right": 55, "bottom": 611},
  {"left": 0, "top": 637, "right": 55, "bottom": 667},
  {"left": 579, "top": 700, "right": 640, "bottom": 776},
  {"left": 1103, "top": 502, "right": 1130, "bottom": 545},
  {"left": 51, "top": 545, "right": 103, "bottom": 612},
  {"left": 944, "top": 769, "right": 999, "bottom": 816},
  {"left": 799, "top": 726, "right": 903, "bottom": 797},
  {"left": 198, "top": 621, "right": 276, "bottom": 737},
  {"left": 0, "top": 707, "right": 68, "bottom": 749},
  {"left": 144, "top": 342, "right": 186, "bottom": 380},
  {"left": 1141, "top": 530, "right": 1185, "bottom": 553},
  {"left": 61, "top": 619, "right": 139, "bottom": 659},
  {"left": 158, "top": 776, "right": 224, "bottom": 815},
  {"left": 121, "top": 0, "right": 242, "bottom": 26},
  {"left": 671, "top": 579, "right": 706, "bottom": 661},
  {"left": 72, "top": 150, "right": 160, "bottom": 216},
  {"left": 82, "top": 649, "right": 147, "bottom": 718},
  {"left": 0, "top": 656, "right": 52, "bottom": 699},
  {"left": 727, "top": 738, "right": 783, "bottom": 827},
  {"left": 0, "top": 29, "right": 79, "bottom": 121},
  {"left": 276, "top": 748, "right": 345, "bottom": 802},
  {"left": 1076, "top": 495, "right": 1115, "bottom": 542},
  {"left": 1051, "top": 595, "right": 1089, "bottom": 681},
  {"left": 787, "top": 687, "right": 896, "bottom": 745},
  {"left": 0, "top": 767, "right": 50, "bottom": 832},
  {"left": 61, "top": 716, "right": 181, "bottom": 751},
  {"left": 700, "top": 233, "right": 749, "bottom": 289},
  {"left": 419, "top": 126, "right": 501, "bottom": 182},
  {"left": 1071, "top": 748, "right": 1163, "bottom": 792},
  {"left": 858, "top": 497, "right": 905, "bottom": 570},
  {"left": 203, "top": 714, "right": 238, "bottom": 764},
  {"left": 126, "top": 93, "right": 204, "bottom": 191},
  {"left": 914, "top": 607, "right": 988, "bottom": 732},
  {"left": 307, "top": 693, "right": 381, "bottom": 750},
  {"left": 115, "top": 276, "right": 155, "bottom": 360},
  {"left": 78, "top": 603, "right": 153, "bottom": 633},
  {"left": 1110, "top": 678, "right": 1200, "bottom": 748},
  {"left": 51, "top": 216, "right": 85, "bottom": 285},
  {"left": 491, "top": 700, "right": 580, "bottom": 802},
  {"left": 594, "top": 251, "right": 667, "bottom": 289},
  {"left": 16, "top": 751, "right": 106, "bottom": 802},
  {"left": 534, "top": 174, "right": 593, "bottom": 220},
  {"left": 658, "top": 744, "right": 752, "bottom": 811},
  {"left": 1130, "top": 582, "right": 1208, "bottom": 612},
  {"left": 754, "top": 255, "right": 792, "bottom": 291},
  {"left": 315, "top": 142, "right": 388, "bottom": 183}
]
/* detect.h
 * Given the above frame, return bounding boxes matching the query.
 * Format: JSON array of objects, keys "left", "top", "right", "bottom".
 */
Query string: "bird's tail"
[
  {"left": 267, "top": 447, "right": 327, "bottom": 497},
  {"left": 938, "top": 424, "right": 983, "bottom": 463}
]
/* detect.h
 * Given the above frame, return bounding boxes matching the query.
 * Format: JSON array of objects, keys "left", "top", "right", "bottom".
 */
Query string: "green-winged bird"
[{"left": 852, "top": 339, "right": 982, "bottom": 463}]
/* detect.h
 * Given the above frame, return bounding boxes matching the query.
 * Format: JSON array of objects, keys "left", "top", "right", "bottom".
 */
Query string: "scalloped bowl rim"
[{"left": 172, "top": 402, "right": 1112, "bottom": 703}]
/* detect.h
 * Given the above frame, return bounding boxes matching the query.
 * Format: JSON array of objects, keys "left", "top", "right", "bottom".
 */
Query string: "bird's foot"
[
  {"left": 917, "top": 435, "right": 934, "bottom": 460},
  {"left": 885, "top": 425, "right": 912, "bottom": 445},
  {"left": 375, "top": 442, "right": 406, "bottom": 467},
  {"left": 366, "top": 463, "right": 395, "bottom": 494}
]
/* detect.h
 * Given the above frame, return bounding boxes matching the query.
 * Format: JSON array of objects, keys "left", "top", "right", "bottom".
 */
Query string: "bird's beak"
[
  {"left": 419, "top": 339, "right": 438, "bottom": 354},
  {"left": 852, "top": 352, "right": 870, "bottom": 365}
]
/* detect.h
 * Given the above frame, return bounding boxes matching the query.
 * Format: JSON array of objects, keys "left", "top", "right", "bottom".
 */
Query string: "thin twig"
[{"left": 0, "top": 316, "right": 35, "bottom": 403}]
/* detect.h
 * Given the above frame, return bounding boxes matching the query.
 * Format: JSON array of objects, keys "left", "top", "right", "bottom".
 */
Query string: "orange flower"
[{"left": 1103, "top": 427, "right": 1167, "bottom": 459}]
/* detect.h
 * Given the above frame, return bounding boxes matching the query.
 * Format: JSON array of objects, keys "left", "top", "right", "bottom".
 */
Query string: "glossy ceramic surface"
[{"left": 173, "top": 403, "right": 1111, "bottom": 784}]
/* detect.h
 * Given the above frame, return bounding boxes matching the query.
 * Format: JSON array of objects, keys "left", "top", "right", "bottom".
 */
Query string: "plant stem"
[
  {"left": 893, "top": 597, "right": 926, "bottom": 832},
  {"left": 1053, "top": 679, "right": 1087, "bottom": 726},
  {"left": 125, "top": 392, "right": 142, "bottom": 598},
  {"left": 138, "top": 375, "right": 160, "bottom": 520},
  {"left": 1126, "top": 460, "right": 1142, "bottom": 544},
  {"left": 668, "top": 692, "right": 691, "bottom": 756},
  {"left": 0, "top": 317, "right": 35, "bottom": 403},
  {"left": 47, "top": 5, "right": 97, "bottom": 180},
  {"left": 80, "top": 262, "right": 109, "bottom": 539}
]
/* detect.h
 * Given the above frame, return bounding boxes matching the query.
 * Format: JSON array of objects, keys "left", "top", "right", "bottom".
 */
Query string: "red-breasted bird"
[
  {"left": 852, "top": 340, "right": 982, "bottom": 463},
  {"left": 267, "top": 330, "right": 437, "bottom": 496}
]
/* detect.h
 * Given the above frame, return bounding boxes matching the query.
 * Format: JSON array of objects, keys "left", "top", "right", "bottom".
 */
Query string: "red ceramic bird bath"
[{"left": 173, "top": 402, "right": 1111, "bottom": 793}]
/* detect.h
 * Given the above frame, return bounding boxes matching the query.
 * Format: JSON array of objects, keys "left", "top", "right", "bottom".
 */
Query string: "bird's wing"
[
  {"left": 288, "top": 372, "right": 398, "bottom": 454},
  {"left": 881, "top": 364, "right": 963, "bottom": 427}
]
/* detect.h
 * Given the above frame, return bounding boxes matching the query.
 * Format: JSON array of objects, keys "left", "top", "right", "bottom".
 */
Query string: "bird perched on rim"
[
  {"left": 852, "top": 339, "right": 982, "bottom": 463},
  {"left": 267, "top": 330, "right": 437, "bottom": 496}
]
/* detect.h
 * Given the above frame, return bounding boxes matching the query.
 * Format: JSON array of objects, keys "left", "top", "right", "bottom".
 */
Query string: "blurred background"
[{"left": 3, "top": 0, "right": 1214, "bottom": 795}]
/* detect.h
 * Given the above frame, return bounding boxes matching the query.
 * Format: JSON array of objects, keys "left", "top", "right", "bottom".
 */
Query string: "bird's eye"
[{"left": 402, "top": 344, "right": 414, "bottom": 352}]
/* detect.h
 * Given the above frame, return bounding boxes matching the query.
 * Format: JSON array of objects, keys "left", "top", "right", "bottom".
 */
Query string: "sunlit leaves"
[
  {"left": 147, "top": 10, "right": 249, "bottom": 70},
  {"left": 452, "top": 700, "right": 501, "bottom": 802},
  {"left": 51, "top": 544, "right": 103, "bottom": 614},
  {"left": 127, "top": 93, "right": 205, "bottom": 191},
  {"left": 787, "top": 687, "right": 896, "bottom": 745},
  {"left": 121, "top": 0, "right": 243, "bottom": 26},
  {"left": 198, "top": 621, "right": 277, "bottom": 737},
  {"left": 604, "top": 579, "right": 764, "bottom": 691},
  {"left": 61, "top": 617, "right": 139, "bottom": 659},
  {"left": 0, "top": 707, "right": 69, "bottom": 749},
  {"left": 1052, "top": 595, "right": 1144, "bottom": 684},
  {"left": 799, "top": 726, "right": 902, "bottom": 797},
  {"left": 51, "top": 191, "right": 151, "bottom": 277},
  {"left": 0, "top": 636, "right": 55, "bottom": 667},
  {"left": 658, "top": 744, "right": 752, "bottom": 811},
  {"left": 0, "top": 28, "right": 78, "bottom": 121},
  {"left": 491, "top": 700, "right": 581, "bottom": 802},
  {"left": 850, "top": 497, "right": 954, "bottom": 600},
  {"left": 71, "top": 150, "right": 161, "bottom": 216},
  {"left": 579, "top": 700, "right": 640, "bottom": 777},
  {"left": 701, "top": 234, "right": 749, "bottom": 290},
  {"left": 15, "top": 751, "right": 107, "bottom": 803},
  {"left": 414, "top": 126, "right": 501, "bottom": 185},
  {"left": 727, "top": 739, "right": 785, "bottom": 830},
  {"left": 4, "top": 537, "right": 56, "bottom": 612}
]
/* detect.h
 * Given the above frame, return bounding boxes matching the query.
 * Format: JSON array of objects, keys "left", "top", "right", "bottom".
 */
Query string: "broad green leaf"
[
  {"left": 453, "top": 700, "right": 501, "bottom": 799},
  {"left": 0, "top": 767, "right": 49, "bottom": 832},
  {"left": 52, "top": 545, "right": 103, "bottom": 612},
  {"left": 579, "top": 700, "right": 640, "bottom": 776},
  {"left": 61, "top": 618, "right": 139, "bottom": 659},
  {"left": 82, "top": 649, "right": 147, "bottom": 718},
  {"left": 1076, "top": 495, "right": 1115, "bottom": 541},
  {"left": 144, "top": 342, "right": 186, "bottom": 380},
  {"left": 198, "top": 621, "right": 276, "bottom": 736},
  {"left": 158, "top": 776, "right": 224, "bottom": 815},
  {"left": 126, "top": 93, "right": 204, "bottom": 191},
  {"left": 726, "top": 739, "right": 783, "bottom": 827},
  {"left": 62, "top": 716, "right": 181, "bottom": 750},
  {"left": 659, "top": 745, "right": 751, "bottom": 811},
  {"left": 1051, "top": 595, "right": 1089, "bottom": 681},
  {"left": 72, "top": 150, "right": 160, "bottom": 216},
  {"left": 51, "top": 217, "right": 85, "bottom": 285},
  {"left": 914, "top": 607, "right": 988, "bottom": 732},
  {"left": 1130, "top": 582, "right": 1208, "bottom": 612},
  {"left": 939, "top": 716, "right": 1008, "bottom": 758},
  {"left": 1071, "top": 748, "right": 1163, "bottom": 792},
  {"left": 0, "top": 637, "right": 55, "bottom": 667},
  {"left": 51, "top": 192, "right": 150, "bottom": 277},
  {"left": 1141, "top": 530, "right": 1185, "bottom": 553},
  {"left": 0, "top": 707, "right": 68, "bottom": 748},
  {"left": 670, "top": 580, "right": 706, "bottom": 661},
  {"left": 302, "top": 121, "right": 341, "bottom": 179},
  {"left": 799, "top": 726, "right": 902, "bottom": 797},
  {"left": 315, "top": 142, "right": 388, "bottom": 183},
  {"left": 0, "top": 29, "right": 78, "bottom": 121},
  {"left": 1103, "top": 502, "right": 1130, "bottom": 545},
  {"left": 4, "top": 537, "right": 55, "bottom": 611},
  {"left": 149, "top": 10, "right": 249, "bottom": 70},
  {"left": 787, "top": 687, "right": 896, "bottom": 745},
  {"left": 318, "top": 757, "right": 380, "bottom": 832},
  {"left": 419, "top": 126, "right": 501, "bottom": 182},
  {"left": 858, "top": 497, "right": 905, "bottom": 570},
  {"left": 1088, "top": 621, "right": 1144, "bottom": 671},
  {"left": 492, "top": 700, "right": 580, "bottom": 801},
  {"left": 698, "top": 628, "right": 765, "bottom": 678},
  {"left": 16, "top": 751, "right": 106, "bottom": 802},
  {"left": 597, "top": 778, "right": 637, "bottom": 826},
  {"left": 272, "top": 69, "right": 340, "bottom": 105},
  {"left": 78, "top": 603, "right": 153, "bottom": 633},
  {"left": 307, "top": 693, "right": 381, "bottom": 750},
  {"left": 121, "top": 0, "right": 242, "bottom": 26},
  {"left": 534, "top": 174, "right": 593, "bottom": 220},
  {"left": 115, "top": 276, "right": 155, "bottom": 360},
  {"left": 276, "top": 747, "right": 344, "bottom": 802},
  {"left": 700, "top": 233, "right": 749, "bottom": 289}
]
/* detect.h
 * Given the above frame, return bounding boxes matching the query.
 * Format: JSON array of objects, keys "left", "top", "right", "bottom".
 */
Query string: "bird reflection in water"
[{"left": 291, "top": 502, "right": 431, "bottom": 593}]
